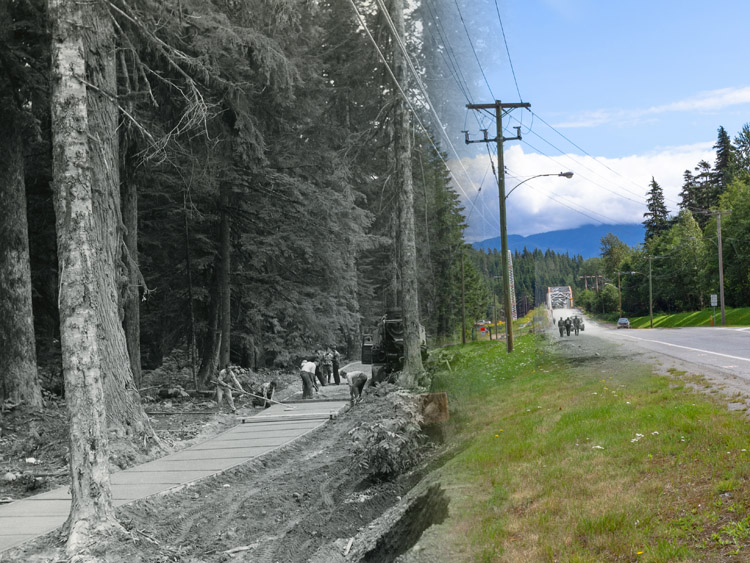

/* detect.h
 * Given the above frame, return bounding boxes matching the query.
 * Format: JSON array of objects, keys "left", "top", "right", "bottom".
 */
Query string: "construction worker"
[
  {"left": 342, "top": 370, "right": 368, "bottom": 407},
  {"left": 300, "top": 359, "right": 317, "bottom": 399},
  {"left": 216, "top": 364, "right": 246, "bottom": 413},
  {"left": 322, "top": 347, "right": 334, "bottom": 384},
  {"left": 332, "top": 347, "right": 341, "bottom": 385}
]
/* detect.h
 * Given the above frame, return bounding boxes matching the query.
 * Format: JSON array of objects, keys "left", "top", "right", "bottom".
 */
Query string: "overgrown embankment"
[{"left": 421, "top": 334, "right": 750, "bottom": 562}]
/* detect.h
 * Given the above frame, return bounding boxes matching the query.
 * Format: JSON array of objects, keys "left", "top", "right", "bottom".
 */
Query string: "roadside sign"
[
  {"left": 480, "top": 326, "right": 485, "bottom": 332},
  {"left": 711, "top": 294, "right": 718, "bottom": 307}
]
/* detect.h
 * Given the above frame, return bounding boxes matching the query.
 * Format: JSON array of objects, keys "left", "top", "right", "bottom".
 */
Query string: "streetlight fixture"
[
  {"left": 506, "top": 171, "right": 574, "bottom": 199},
  {"left": 498, "top": 171, "right": 573, "bottom": 352}
]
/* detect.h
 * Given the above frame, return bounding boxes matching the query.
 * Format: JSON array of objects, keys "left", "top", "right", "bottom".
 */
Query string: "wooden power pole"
[{"left": 465, "top": 101, "right": 530, "bottom": 353}]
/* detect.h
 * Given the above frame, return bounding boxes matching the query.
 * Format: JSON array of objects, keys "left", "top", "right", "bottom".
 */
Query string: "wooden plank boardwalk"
[{"left": 0, "top": 398, "right": 349, "bottom": 554}]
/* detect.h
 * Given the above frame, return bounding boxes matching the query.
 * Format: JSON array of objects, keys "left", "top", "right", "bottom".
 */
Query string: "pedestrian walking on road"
[
  {"left": 300, "top": 359, "right": 318, "bottom": 399},
  {"left": 558, "top": 318, "right": 564, "bottom": 337},
  {"left": 565, "top": 317, "right": 572, "bottom": 336},
  {"left": 573, "top": 316, "right": 580, "bottom": 336}
]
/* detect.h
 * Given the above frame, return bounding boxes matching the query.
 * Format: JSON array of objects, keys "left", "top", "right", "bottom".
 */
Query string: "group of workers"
[
  {"left": 299, "top": 353, "right": 369, "bottom": 407},
  {"left": 214, "top": 345, "right": 371, "bottom": 414},
  {"left": 556, "top": 316, "right": 583, "bottom": 337}
]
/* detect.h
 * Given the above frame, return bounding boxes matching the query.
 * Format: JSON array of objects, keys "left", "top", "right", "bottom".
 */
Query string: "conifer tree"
[
  {"left": 643, "top": 177, "right": 669, "bottom": 240},
  {"left": 713, "top": 125, "right": 735, "bottom": 194}
]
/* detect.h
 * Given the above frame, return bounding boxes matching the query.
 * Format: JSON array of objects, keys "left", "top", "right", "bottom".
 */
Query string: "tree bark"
[
  {"left": 82, "top": 1, "right": 154, "bottom": 438},
  {"left": 218, "top": 186, "right": 231, "bottom": 368},
  {"left": 121, "top": 161, "right": 141, "bottom": 389},
  {"left": 389, "top": 0, "right": 423, "bottom": 385},
  {"left": 197, "top": 268, "right": 221, "bottom": 388},
  {"left": 0, "top": 98, "right": 43, "bottom": 409},
  {"left": 49, "top": 0, "right": 120, "bottom": 552},
  {"left": 184, "top": 193, "right": 197, "bottom": 389}
]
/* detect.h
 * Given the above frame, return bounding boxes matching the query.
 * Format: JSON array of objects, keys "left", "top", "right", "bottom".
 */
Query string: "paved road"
[{"left": 552, "top": 307, "right": 750, "bottom": 382}]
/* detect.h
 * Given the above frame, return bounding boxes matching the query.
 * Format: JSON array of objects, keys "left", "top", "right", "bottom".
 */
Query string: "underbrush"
[{"left": 427, "top": 334, "right": 750, "bottom": 561}]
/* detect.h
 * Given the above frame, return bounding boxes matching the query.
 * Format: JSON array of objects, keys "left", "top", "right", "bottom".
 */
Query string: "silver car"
[{"left": 617, "top": 318, "right": 630, "bottom": 329}]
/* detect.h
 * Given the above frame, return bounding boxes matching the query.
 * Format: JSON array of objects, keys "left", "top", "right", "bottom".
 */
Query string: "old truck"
[{"left": 361, "top": 309, "right": 428, "bottom": 384}]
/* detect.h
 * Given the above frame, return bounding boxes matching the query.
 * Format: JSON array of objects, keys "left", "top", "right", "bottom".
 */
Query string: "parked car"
[{"left": 617, "top": 318, "right": 630, "bottom": 329}]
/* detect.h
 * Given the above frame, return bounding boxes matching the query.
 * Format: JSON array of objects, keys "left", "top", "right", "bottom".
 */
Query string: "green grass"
[
  {"left": 619, "top": 307, "right": 750, "bottom": 328},
  {"left": 428, "top": 335, "right": 750, "bottom": 561}
]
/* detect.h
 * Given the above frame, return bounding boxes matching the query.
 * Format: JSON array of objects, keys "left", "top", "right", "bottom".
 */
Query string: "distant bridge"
[{"left": 547, "top": 286, "right": 573, "bottom": 309}]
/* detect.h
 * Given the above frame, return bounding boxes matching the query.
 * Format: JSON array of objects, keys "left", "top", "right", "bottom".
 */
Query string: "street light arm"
[{"left": 506, "top": 171, "right": 574, "bottom": 199}]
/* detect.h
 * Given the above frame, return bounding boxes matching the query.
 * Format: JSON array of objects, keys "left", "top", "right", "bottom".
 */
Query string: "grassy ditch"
[
  {"left": 592, "top": 307, "right": 750, "bottom": 329},
  {"left": 628, "top": 307, "right": 750, "bottom": 329},
  {"left": 428, "top": 336, "right": 750, "bottom": 561}
]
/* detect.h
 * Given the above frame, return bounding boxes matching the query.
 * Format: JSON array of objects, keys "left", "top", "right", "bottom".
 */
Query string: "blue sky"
[{"left": 433, "top": 0, "right": 750, "bottom": 241}]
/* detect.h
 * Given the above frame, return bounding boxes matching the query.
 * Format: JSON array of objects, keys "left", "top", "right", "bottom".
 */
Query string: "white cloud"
[
  {"left": 555, "top": 86, "right": 750, "bottom": 129},
  {"left": 452, "top": 142, "right": 715, "bottom": 242}
]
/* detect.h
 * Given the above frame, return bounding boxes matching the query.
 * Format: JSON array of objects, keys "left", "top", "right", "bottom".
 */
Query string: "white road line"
[{"left": 617, "top": 333, "right": 750, "bottom": 364}]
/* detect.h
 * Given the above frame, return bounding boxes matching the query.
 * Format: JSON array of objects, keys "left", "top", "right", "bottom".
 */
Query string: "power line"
[
  {"left": 509, "top": 120, "right": 648, "bottom": 207},
  {"left": 347, "top": 0, "right": 497, "bottom": 233},
  {"left": 374, "top": 0, "right": 499, "bottom": 233},
  {"left": 452, "top": 0, "right": 495, "bottom": 99},
  {"left": 493, "top": 0, "right": 522, "bottom": 102},
  {"left": 505, "top": 170, "right": 621, "bottom": 225},
  {"left": 528, "top": 110, "right": 682, "bottom": 206}
]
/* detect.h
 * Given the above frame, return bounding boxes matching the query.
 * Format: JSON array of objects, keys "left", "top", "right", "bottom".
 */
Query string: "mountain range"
[{"left": 471, "top": 223, "right": 646, "bottom": 259}]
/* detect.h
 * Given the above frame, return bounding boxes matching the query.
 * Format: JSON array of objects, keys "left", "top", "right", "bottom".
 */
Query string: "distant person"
[
  {"left": 314, "top": 349, "right": 326, "bottom": 387},
  {"left": 332, "top": 347, "right": 341, "bottom": 385},
  {"left": 573, "top": 316, "right": 580, "bottom": 336},
  {"left": 300, "top": 359, "right": 318, "bottom": 399},
  {"left": 558, "top": 318, "right": 564, "bottom": 337},
  {"left": 321, "top": 347, "right": 334, "bottom": 384},
  {"left": 342, "top": 370, "right": 368, "bottom": 406},
  {"left": 565, "top": 317, "right": 572, "bottom": 336}
]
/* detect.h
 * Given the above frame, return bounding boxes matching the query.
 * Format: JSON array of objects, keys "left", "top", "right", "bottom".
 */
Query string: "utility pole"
[
  {"left": 617, "top": 270, "right": 622, "bottom": 318},
  {"left": 648, "top": 256, "right": 653, "bottom": 329},
  {"left": 460, "top": 250, "right": 466, "bottom": 344},
  {"left": 492, "top": 291, "right": 497, "bottom": 341},
  {"left": 465, "top": 100, "right": 530, "bottom": 353},
  {"left": 716, "top": 210, "right": 731, "bottom": 326}
]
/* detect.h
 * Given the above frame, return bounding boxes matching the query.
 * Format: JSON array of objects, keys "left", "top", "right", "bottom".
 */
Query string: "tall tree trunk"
[
  {"left": 184, "top": 193, "right": 197, "bottom": 389},
  {"left": 218, "top": 186, "right": 231, "bottom": 368},
  {"left": 49, "top": 0, "right": 120, "bottom": 552},
  {"left": 197, "top": 269, "right": 221, "bottom": 388},
  {"left": 121, "top": 162, "right": 141, "bottom": 389},
  {"left": 389, "top": 0, "right": 423, "bottom": 385},
  {"left": 0, "top": 101, "right": 42, "bottom": 409},
  {"left": 83, "top": 1, "right": 154, "bottom": 438}
]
